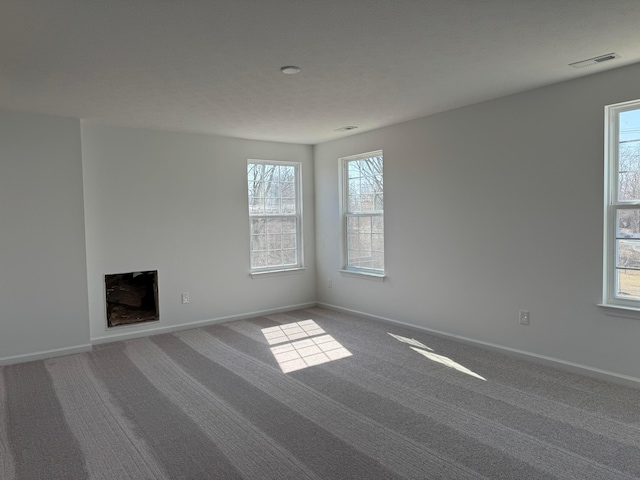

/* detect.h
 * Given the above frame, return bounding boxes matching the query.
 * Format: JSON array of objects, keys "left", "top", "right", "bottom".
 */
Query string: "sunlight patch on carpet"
[
  {"left": 410, "top": 347, "right": 486, "bottom": 381},
  {"left": 388, "top": 331, "right": 485, "bottom": 381},
  {"left": 262, "top": 320, "right": 352, "bottom": 373},
  {"left": 387, "top": 333, "right": 433, "bottom": 351}
]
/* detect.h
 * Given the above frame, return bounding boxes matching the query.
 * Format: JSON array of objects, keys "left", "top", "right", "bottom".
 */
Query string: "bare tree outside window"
[
  {"left": 343, "top": 152, "right": 384, "bottom": 272},
  {"left": 248, "top": 161, "right": 301, "bottom": 272}
]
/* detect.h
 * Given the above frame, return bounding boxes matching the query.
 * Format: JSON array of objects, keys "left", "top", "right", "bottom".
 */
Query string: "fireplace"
[{"left": 105, "top": 271, "right": 159, "bottom": 328}]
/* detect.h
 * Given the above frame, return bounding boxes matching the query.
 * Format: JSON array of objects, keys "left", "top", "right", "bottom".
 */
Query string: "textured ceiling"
[{"left": 2, "top": 0, "right": 640, "bottom": 144}]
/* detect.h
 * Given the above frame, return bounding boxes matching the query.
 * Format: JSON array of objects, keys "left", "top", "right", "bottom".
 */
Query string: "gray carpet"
[{"left": 1, "top": 307, "right": 639, "bottom": 479}]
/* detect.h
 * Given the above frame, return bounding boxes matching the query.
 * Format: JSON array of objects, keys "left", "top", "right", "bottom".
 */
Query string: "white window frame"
[
  {"left": 339, "top": 150, "right": 385, "bottom": 279},
  {"left": 603, "top": 99, "right": 640, "bottom": 310},
  {"left": 247, "top": 160, "right": 303, "bottom": 275}
]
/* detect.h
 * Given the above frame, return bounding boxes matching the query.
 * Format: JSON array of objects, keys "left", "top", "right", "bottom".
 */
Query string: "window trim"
[
  {"left": 339, "top": 150, "right": 385, "bottom": 277},
  {"left": 247, "top": 159, "right": 304, "bottom": 274},
  {"left": 602, "top": 99, "right": 640, "bottom": 310}
]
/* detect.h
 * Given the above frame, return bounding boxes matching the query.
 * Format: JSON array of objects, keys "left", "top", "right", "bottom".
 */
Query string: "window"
[
  {"left": 247, "top": 161, "right": 302, "bottom": 273},
  {"left": 341, "top": 151, "right": 384, "bottom": 275},
  {"left": 603, "top": 100, "right": 640, "bottom": 308}
]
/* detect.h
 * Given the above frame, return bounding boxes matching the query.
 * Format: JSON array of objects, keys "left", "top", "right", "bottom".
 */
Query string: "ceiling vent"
[{"left": 569, "top": 53, "right": 619, "bottom": 69}]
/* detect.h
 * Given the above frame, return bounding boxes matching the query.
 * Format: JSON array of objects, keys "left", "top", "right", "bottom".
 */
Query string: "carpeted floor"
[{"left": 1, "top": 307, "right": 639, "bottom": 479}]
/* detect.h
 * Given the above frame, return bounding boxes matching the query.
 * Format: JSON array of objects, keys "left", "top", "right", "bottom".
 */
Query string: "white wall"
[
  {"left": 0, "top": 110, "right": 90, "bottom": 362},
  {"left": 314, "top": 62, "right": 640, "bottom": 383},
  {"left": 81, "top": 125, "right": 315, "bottom": 341}
]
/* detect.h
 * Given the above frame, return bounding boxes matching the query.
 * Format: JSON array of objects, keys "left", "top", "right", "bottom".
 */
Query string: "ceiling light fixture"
[
  {"left": 569, "top": 52, "right": 619, "bottom": 69},
  {"left": 334, "top": 126, "right": 358, "bottom": 132},
  {"left": 280, "top": 66, "right": 301, "bottom": 75}
]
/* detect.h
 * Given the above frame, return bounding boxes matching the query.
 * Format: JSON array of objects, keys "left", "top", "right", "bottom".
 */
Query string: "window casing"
[
  {"left": 604, "top": 100, "right": 640, "bottom": 308},
  {"left": 341, "top": 151, "right": 384, "bottom": 274},
  {"left": 247, "top": 160, "right": 302, "bottom": 273}
]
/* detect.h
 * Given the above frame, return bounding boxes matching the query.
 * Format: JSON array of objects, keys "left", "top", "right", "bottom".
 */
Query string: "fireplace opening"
[{"left": 105, "top": 271, "right": 159, "bottom": 328}]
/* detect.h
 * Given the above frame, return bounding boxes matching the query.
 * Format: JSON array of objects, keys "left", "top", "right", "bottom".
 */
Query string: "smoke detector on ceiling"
[
  {"left": 334, "top": 126, "right": 358, "bottom": 132},
  {"left": 569, "top": 53, "right": 620, "bottom": 69}
]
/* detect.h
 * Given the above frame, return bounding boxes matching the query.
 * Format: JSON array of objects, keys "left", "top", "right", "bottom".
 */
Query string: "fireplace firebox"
[{"left": 105, "top": 271, "right": 159, "bottom": 327}]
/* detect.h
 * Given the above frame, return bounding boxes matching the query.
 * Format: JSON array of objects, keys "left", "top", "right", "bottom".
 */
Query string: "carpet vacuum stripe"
[
  {"left": 122, "top": 337, "right": 322, "bottom": 480},
  {"left": 89, "top": 344, "right": 245, "bottom": 480},
  {"left": 45, "top": 354, "right": 170, "bottom": 480},
  {"left": 177, "top": 327, "right": 486, "bottom": 480},
  {"left": 153, "top": 332, "right": 407, "bottom": 480}
]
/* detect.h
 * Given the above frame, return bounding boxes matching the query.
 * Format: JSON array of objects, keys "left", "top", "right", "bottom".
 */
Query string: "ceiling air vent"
[{"left": 569, "top": 52, "right": 619, "bottom": 69}]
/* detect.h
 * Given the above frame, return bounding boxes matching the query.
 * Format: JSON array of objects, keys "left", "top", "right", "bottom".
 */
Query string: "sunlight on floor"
[
  {"left": 262, "top": 320, "right": 352, "bottom": 373},
  {"left": 387, "top": 332, "right": 433, "bottom": 351},
  {"left": 410, "top": 347, "right": 486, "bottom": 381},
  {"left": 389, "top": 332, "right": 486, "bottom": 381}
]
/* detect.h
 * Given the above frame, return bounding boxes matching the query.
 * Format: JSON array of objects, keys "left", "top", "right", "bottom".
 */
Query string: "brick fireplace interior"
[{"left": 105, "top": 271, "right": 159, "bottom": 328}]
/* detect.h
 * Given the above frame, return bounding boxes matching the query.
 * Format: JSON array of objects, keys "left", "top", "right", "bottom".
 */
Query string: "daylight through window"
[
  {"left": 342, "top": 151, "right": 384, "bottom": 273},
  {"left": 604, "top": 100, "right": 640, "bottom": 308},
  {"left": 247, "top": 161, "right": 302, "bottom": 272}
]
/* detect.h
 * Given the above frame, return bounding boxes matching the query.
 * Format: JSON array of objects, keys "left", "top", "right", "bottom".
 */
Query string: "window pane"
[
  {"left": 348, "top": 233, "right": 359, "bottom": 250},
  {"left": 252, "top": 251, "right": 267, "bottom": 268},
  {"left": 282, "top": 198, "right": 295, "bottom": 214},
  {"left": 250, "top": 234, "right": 265, "bottom": 252},
  {"left": 372, "top": 216, "right": 384, "bottom": 233},
  {"left": 250, "top": 218, "right": 265, "bottom": 234},
  {"left": 343, "top": 153, "right": 383, "bottom": 272},
  {"left": 282, "top": 249, "right": 296, "bottom": 265},
  {"left": 347, "top": 156, "right": 383, "bottom": 214},
  {"left": 268, "top": 250, "right": 283, "bottom": 266},
  {"left": 267, "top": 218, "right": 283, "bottom": 234},
  {"left": 617, "top": 239, "right": 640, "bottom": 269},
  {"left": 360, "top": 194, "right": 374, "bottom": 211},
  {"left": 348, "top": 195, "right": 361, "bottom": 213},
  {"left": 372, "top": 233, "right": 384, "bottom": 252},
  {"left": 618, "top": 110, "right": 640, "bottom": 202},
  {"left": 358, "top": 216, "right": 371, "bottom": 232},
  {"left": 347, "top": 249, "right": 365, "bottom": 268},
  {"left": 607, "top": 104, "right": 640, "bottom": 306},
  {"left": 281, "top": 182, "right": 295, "bottom": 198},
  {"left": 345, "top": 213, "right": 384, "bottom": 271},
  {"left": 265, "top": 198, "right": 280, "bottom": 214},
  {"left": 280, "top": 165, "right": 294, "bottom": 180},
  {"left": 617, "top": 209, "right": 640, "bottom": 237},
  {"left": 267, "top": 234, "right": 282, "bottom": 250},
  {"left": 616, "top": 268, "right": 640, "bottom": 299},
  {"left": 282, "top": 233, "right": 296, "bottom": 249},
  {"left": 374, "top": 193, "right": 384, "bottom": 211},
  {"left": 247, "top": 161, "right": 301, "bottom": 271},
  {"left": 349, "top": 178, "right": 360, "bottom": 196},
  {"left": 282, "top": 218, "right": 296, "bottom": 233}
]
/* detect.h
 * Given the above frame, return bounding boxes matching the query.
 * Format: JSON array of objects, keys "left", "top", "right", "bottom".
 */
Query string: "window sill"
[
  {"left": 597, "top": 303, "right": 640, "bottom": 319},
  {"left": 250, "top": 267, "right": 306, "bottom": 279},
  {"left": 339, "top": 269, "right": 386, "bottom": 282}
]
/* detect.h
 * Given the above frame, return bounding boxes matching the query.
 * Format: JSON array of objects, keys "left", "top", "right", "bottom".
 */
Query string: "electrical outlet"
[
  {"left": 328, "top": 278, "right": 332, "bottom": 288},
  {"left": 181, "top": 292, "right": 190, "bottom": 304},
  {"left": 519, "top": 310, "right": 530, "bottom": 325}
]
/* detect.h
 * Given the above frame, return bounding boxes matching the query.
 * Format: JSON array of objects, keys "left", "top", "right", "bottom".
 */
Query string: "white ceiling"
[{"left": 2, "top": 0, "right": 640, "bottom": 145}]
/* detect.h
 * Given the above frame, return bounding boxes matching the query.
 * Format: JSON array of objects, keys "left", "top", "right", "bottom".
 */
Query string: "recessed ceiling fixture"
[
  {"left": 569, "top": 52, "right": 620, "bottom": 69},
  {"left": 334, "top": 125, "right": 358, "bottom": 132},
  {"left": 280, "top": 66, "right": 301, "bottom": 75}
]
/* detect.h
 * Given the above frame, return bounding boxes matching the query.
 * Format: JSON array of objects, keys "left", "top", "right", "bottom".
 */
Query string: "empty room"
[{"left": 1, "top": 1, "right": 640, "bottom": 479}]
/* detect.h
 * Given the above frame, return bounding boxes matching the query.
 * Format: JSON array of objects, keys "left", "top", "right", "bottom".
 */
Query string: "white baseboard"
[
  {"left": 317, "top": 302, "right": 640, "bottom": 390},
  {"left": 91, "top": 302, "right": 318, "bottom": 345},
  {"left": 0, "top": 344, "right": 93, "bottom": 366}
]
